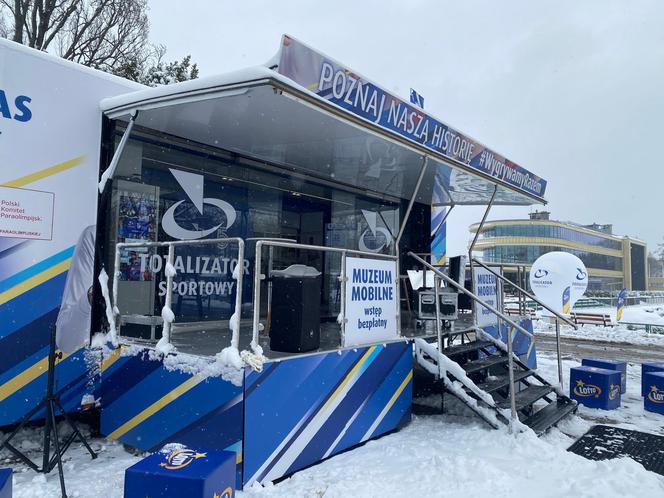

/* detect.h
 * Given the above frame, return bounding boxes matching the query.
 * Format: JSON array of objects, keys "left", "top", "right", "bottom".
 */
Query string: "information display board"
[
  {"left": 344, "top": 257, "right": 398, "bottom": 347},
  {"left": 473, "top": 265, "right": 501, "bottom": 328},
  {"left": 0, "top": 185, "right": 54, "bottom": 240}
]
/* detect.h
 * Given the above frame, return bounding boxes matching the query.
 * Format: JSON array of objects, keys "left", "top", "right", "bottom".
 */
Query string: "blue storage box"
[
  {"left": 570, "top": 366, "right": 621, "bottom": 410},
  {"left": 124, "top": 447, "right": 235, "bottom": 498},
  {"left": 642, "top": 362, "right": 664, "bottom": 397},
  {"left": 644, "top": 371, "right": 664, "bottom": 415},
  {"left": 0, "top": 468, "right": 11, "bottom": 498},
  {"left": 582, "top": 358, "right": 627, "bottom": 393}
]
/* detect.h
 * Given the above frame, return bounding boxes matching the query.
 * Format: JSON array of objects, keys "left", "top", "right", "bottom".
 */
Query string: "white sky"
[{"left": 148, "top": 0, "right": 664, "bottom": 255}]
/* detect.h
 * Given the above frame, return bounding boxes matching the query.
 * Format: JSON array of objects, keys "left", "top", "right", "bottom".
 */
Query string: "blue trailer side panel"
[
  {"left": 0, "top": 38, "right": 140, "bottom": 426},
  {"left": 242, "top": 342, "right": 412, "bottom": 487},
  {"left": 99, "top": 347, "right": 244, "bottom": 487}
]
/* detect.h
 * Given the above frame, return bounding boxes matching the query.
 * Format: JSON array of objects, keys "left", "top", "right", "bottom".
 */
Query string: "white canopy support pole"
[
  {"left": 98, "top": 111, "right": 138, "bottom": 194},
  {"left": 468, "top": 184, "right": 498, "bottom": 319}
]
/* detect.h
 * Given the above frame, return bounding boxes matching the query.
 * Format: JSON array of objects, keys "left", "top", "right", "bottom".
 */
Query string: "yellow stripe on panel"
[
  {"left": 0, "top": 351, "right": 71, "bottom": 402},
  {"left": 101, "top": 349, "right": 122, "bottom": 373},
  {"left": 382, "top": 370, "right": 413, "bottom": 417},
  {"left": 0, "top": 259, "right": 71, "bottom": 306},
  {"left": 1, "top": 157, "right": 85, "bottom": 188},
  {"left": 319, "top": 346, "right": 377, "bottom": 414},
  {"left": 108, "top": 375, "right": 206, "bottom": 440},
  {"left": 362, "top": 369, "right": 413, "bottom": 441}
]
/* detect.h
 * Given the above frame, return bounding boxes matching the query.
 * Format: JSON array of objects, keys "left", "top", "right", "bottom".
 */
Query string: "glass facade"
[
  {"left": 101, "top": 125, "right": 429, "bottom": 351},
  {"left": 479, "top": 223, "right": 622, "bottom": 250},
  {"left": 481, "top": 245, "right": 623, "bottom": 272},
  {"left": 475, "top": 220, "right": 636, "bottom": 292}
]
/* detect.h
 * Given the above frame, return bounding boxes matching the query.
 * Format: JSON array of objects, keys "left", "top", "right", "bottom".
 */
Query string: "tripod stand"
[{"left": 0, "top": 325, "right": 97, "bottom": 497}]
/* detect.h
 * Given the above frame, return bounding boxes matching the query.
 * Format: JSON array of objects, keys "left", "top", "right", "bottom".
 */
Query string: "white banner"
[
  {"left": 344, "top": 257, "right": 398, "bottom": 347},
  {"left": 474, "top": 266, "right": 501, "bottom": 328},
  {"left": 0, "top": 39, "right": 140, "bottom": 353},
  {"left": 0, "top": 185, "right": 54, "bottom": 240}
]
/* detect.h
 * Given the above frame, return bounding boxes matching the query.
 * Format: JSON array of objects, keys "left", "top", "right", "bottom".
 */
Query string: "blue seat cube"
[
  {"left": 644, "top": 371, "right": 664, "bottom": 415},
  {"left": 0, "top": 468, "right": 11, "bottom": 498},
  {"left": 124, "top": 447, "right": 235, "bottom": 498},
  {"left": 642, "top": 362, "right": 664, "bottom": 397},
  {"left": 570, "top": 366, "right": 621, "bottom": 410},
  {"left": 582, "top": 358, "right": 627, "bottom": 393}
]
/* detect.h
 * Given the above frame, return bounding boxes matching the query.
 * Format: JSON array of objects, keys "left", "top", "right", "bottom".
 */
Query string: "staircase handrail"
[
  {"left": 471, "top": 258, "right": 578, "bottom": 330},
  {"left": 407, "top": 252, "right": 533, "bottom": 340}
]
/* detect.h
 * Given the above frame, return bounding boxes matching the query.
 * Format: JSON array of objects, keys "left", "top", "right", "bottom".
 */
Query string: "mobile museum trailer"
[{"left": 0, "top": 35, "right": 577, "bottom": 490}]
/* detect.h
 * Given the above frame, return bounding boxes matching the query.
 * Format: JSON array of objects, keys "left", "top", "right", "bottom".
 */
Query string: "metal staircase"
[
  {"left": 414, "top": 333, "right": 577, "bottom": 435},
  {"left": 408, "top": 252, "right": 578, "bottom": 436}
]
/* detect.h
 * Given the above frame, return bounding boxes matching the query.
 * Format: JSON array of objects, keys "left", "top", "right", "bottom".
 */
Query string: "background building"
[
  {"left": 649, "top": 253, "right": 664, "bottom": 291},
  {"left": 469, "top": 211, "right": 648, "bottom": 292}
]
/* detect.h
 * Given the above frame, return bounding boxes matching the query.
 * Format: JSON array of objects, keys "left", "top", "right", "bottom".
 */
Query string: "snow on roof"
[
  {"left": 99, "top": 65, "right": 300, "bottom": 113},
  {"left": 0, "top": 37, "right": 143, "bottom": 90}
]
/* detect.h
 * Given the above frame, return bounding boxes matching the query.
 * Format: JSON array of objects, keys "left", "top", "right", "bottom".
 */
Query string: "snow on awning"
[{"left": 101, "top": 43, "right": 546, "bottom": 206}]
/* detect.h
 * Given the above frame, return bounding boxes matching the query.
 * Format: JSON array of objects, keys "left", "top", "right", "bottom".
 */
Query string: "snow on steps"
[{"left": 414, "top": 338, "right": 518, "bottom": 431}]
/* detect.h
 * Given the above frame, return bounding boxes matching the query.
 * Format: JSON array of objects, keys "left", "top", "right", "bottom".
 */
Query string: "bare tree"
[{"left": 0, "top": 0, "right": 149, "bottom": 74}]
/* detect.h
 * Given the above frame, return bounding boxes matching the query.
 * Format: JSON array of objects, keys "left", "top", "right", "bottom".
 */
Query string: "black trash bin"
[{"left": 269, "top": 264, "right": 322, "bottom": 353}]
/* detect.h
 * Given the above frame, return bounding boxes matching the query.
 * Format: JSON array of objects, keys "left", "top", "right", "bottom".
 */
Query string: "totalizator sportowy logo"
[
  {"left": 214, "top": 488, "right": 234, "bottom": 498},
  {"left": 533, "top": 268, "right": 549, "bottom": 279},
  {"left": 608, "top": 384, "right": 620, "bottom": 401},
  {"left": 162, "top": 169, "right": 237, "bottom": 241},
  {"left": 159, "top": 448, "right": 207, "bottom": 470},
  {"left": 359, "top": 209, "right": 393, "bottom": 253}
]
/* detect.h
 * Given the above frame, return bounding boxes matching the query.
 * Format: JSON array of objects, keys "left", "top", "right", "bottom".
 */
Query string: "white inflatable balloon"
[
  {"left": 557, "top": 252, "right": 588, "bottom": 307},
  {"left": 529, "top": 251, "right": 587, "bottom": 315}
]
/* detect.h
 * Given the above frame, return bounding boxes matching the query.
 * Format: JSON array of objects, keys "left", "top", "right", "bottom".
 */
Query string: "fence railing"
[
  {"left": 112, "top": 237, "right": 245, "bottom": 350},
  {"left": 471, "top": 258, "right": 577, "bottom": 386},
  {"left": 408, "top": 252, "right": 535, "bottom": 430},
  {"left": 252, "top": 240, "right": 398, "bottom": 350}
]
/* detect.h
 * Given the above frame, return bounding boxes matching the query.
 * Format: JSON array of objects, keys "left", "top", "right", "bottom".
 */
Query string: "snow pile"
[
  {"left": 239, "top": 412, "right": 663, "bottom": 497},
  {"left": 155, "top": 306, "right": 176, "bottom": 354},
  {"left": 164, "top": 261, "right": 177, "bottom": 278},
  {"left": 229, "top": 312, "right": 240, "bottom": 341},
  {"left": 142, "top": 344, "right": 245, "bottom": 387},
  {"left": 97, "top": 269, "right": 118, "bottom": 346},
  {"left": 414, "top": 339, "right": 495, "bottom": 406},
  {"left": 534, "top": 319, "right": 664, "bottom": 346},
  {"left": 620, "top": 305, "right": 664, "bottom": 325},
  {"left": 217, "top": 346, "right": 244, "bottom": 369}
]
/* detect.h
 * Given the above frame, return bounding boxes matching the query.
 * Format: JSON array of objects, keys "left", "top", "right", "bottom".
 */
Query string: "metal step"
[
  {"left": 441, "top": 340, "right": 492, "bottom": 358},
  {"left": 497, "top": 385, "right": 554, "bottom": 411},
  {"left": 462, "top": 355, "right": 508, "bottom": 375},
  {"left": 477, "top": 370, "right": 534, "bottom": 393},
  {"left": 523, "top": 399, "right": 578, "bottom": 436}
]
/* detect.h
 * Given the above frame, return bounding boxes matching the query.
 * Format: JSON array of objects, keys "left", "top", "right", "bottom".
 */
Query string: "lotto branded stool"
[
  {"left": 0, "top": 469, "right": 11, "bottom": 498},
  {"left": 642, "top": 362, "right": 664, "bottom": 397},
  {"left": 124, "top": 447, "right": 235, "bottom": 498},
  {"left": 643, "top": 371, "right": 664, "bottom": 415},
  {"left": 582, "top": 358, "right": 627, "bottom": 393},
  {"left": 570, "top": 366, "right": 621, "bottom": 410}
]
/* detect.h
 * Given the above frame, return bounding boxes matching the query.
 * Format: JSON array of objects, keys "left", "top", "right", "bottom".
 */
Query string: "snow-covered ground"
[
  {"left": 535, "top": 304, "right": 664, "bottom": 346},
  {"left": 576, "top": 303, "right": 664, "bottom": 325},
  {"left": 2, "top": 349, "right": 664, "bottom": 497}
]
